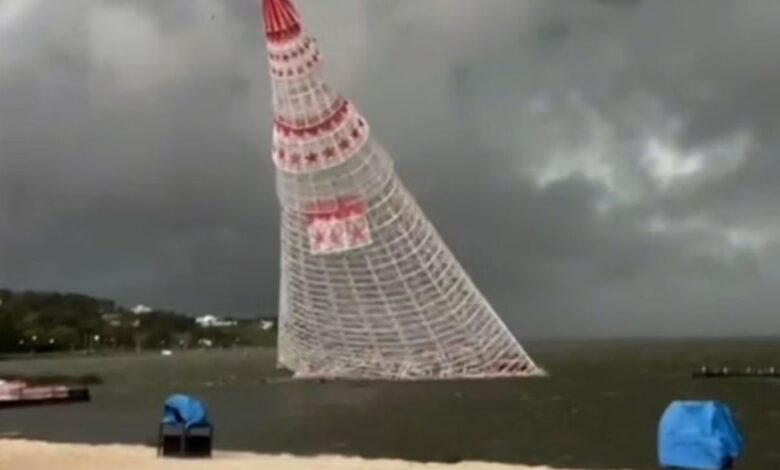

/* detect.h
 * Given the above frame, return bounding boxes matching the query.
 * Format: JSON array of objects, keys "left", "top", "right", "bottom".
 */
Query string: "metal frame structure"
[{"left": 262, "top": 0, "right": 542, "bottom": 380}]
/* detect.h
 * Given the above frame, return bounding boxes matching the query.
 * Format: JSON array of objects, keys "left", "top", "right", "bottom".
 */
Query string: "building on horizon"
[
  {"left": 195, "top": 315, "right": 238, "bottom": 329},
  {"left": 131, "top": 304, "right": 153, "bottom": 315}
]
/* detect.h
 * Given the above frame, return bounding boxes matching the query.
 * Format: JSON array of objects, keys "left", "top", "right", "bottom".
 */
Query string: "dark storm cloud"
[{"left": 0, "top": 0, "right": 778, "bottom": 336}]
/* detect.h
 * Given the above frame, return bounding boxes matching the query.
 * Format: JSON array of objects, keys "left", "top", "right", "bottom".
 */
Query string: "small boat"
[{"left": 0, "top": 380, "right": 90, "bottom": 409}]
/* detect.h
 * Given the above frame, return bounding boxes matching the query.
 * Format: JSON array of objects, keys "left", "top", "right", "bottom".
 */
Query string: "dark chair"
[{"left": 157, "top": 394, "right": 214, "bottom": 458}]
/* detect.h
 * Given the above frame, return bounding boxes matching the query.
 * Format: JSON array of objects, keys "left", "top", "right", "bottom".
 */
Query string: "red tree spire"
[{"left": 262, "top": 0, "right": 302, "bottom": 43}]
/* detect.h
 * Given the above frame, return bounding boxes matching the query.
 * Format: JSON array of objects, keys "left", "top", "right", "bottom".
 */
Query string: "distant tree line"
[{"left": 0, "top": 289, "right": 276, "bottom": 355}]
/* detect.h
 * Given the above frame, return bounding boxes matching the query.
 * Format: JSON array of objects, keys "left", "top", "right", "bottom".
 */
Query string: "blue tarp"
[
  {"left": 658, "top": 401, "right": 744, "bottom": 470},
  {"left": 162, "top": 394, "right": 211, "bottom": 430}
]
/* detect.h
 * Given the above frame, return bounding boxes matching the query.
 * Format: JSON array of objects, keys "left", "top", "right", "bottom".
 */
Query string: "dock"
[
  {"left": 692, "top": 366, "right": 780, "bottom": 379},
  {"left": 0, "top": 382, "right": 90, "bottom": 409}
]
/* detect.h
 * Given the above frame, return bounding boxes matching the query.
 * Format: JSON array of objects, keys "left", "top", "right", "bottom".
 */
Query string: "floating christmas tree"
[{"left": 262, "top": 0, "right": 541, "bottom": 379}]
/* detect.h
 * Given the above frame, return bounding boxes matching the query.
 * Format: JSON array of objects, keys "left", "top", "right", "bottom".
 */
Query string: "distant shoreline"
[
  {"left": 0, "top": 346, "right": 275, "bottom": 362},
  {"left": 5, "top": 336, "right": 780, "bottom": 363}
]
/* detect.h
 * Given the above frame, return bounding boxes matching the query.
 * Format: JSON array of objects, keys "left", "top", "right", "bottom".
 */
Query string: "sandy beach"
[{"left": 0, "top": 440, "right": 621, "bottom": 470}]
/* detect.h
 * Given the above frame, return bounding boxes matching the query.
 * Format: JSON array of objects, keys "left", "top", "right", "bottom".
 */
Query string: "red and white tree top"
[{"left": 262, "top": 0, "right": 302, "bottom": 43}]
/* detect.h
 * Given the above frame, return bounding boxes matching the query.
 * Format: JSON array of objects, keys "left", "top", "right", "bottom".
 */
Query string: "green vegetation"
[{"left": 0, "top": 289, "right": 276, "bottom": 355}]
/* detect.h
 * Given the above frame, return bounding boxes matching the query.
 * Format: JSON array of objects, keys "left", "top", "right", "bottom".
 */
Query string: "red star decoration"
[
  {"left": 351, "top": 223, "right": 367, "bottom": 243},
  {"left": 306, "top": 61, "right": 312, "bottom": 68},
  {"left": 313, "top": 229, "right": 325, "bottom": 247},
  {"left": 286, "top": 69, "right": 293, "bottom": 77},
  {"left": 282, "top": 55, "right": 289, "bottom": 61},
  {"left": 330, "top": 226, "right": 343, "bottom": 246},
  {"left": 338, "top": 139, "right": 350, "bottom": 150},
  {"left": 351, "top": 128, "right": 361, "bottom": 140},
  {"left": 305, "top": 152, "right": 319, "bottom": 165},
  {"left": 324, "top": 147, "right": 336, "bottom": 159},
  {"left": 358, "top": 119, "right": 365, "bottom": 128},
  {"left": 278, "top": 150, "right": 286, "bottom": 160},
  {"left": 351, "top": 202, "right": 365, "bottom": 215},
  {"left": 297, "top": 66, "right": 304, "bottom": 74}
]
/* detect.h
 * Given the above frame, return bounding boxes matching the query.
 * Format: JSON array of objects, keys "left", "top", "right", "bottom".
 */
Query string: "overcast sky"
[{"left": 1, "top": 0, "right": 779, "bottom": 337}]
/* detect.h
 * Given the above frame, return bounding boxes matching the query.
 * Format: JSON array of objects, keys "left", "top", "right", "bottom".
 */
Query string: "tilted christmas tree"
[{"left": 262, "top": 0, "right": 542, "bottom": 379}]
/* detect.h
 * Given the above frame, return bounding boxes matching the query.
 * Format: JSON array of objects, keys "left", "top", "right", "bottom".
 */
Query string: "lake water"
[{"left": 1, "top": 340, "right": 779, "bottom": 469}]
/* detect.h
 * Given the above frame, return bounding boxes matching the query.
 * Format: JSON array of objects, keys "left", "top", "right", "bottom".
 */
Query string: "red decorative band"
[
  {"left": 266, "top": 25, "right": 302, "bottom": 43},
  {"left": 273, "top": 117, "right": 368, "bottom": 173},
  {"left": 274, "top": 99, "right": 349, "bottom": 138}
]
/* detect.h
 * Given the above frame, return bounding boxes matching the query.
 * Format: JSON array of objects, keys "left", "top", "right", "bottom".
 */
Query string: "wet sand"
[{"left": 0, "top": 440, "right": 623, "bottom": 470}]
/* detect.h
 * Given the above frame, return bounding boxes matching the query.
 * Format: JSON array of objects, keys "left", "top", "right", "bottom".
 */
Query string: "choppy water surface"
[{"left": 1, "top": 339, "right": 780, "bottom": 469}]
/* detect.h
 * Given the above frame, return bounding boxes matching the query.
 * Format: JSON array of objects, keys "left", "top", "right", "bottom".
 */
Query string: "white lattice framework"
[{"left": 262, "top": 0, "right": 543, "bottom": 380}]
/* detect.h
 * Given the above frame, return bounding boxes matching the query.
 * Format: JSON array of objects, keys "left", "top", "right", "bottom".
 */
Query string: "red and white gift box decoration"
[{"left": 306, "top": 198, "right": 372, "bottom": 255}]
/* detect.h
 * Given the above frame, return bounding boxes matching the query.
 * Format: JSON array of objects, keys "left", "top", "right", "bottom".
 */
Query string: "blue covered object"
[
  {"left": 162, "top": 394, "right": 211, "bottom": 430},
  {"left": 658, "top": 401, "right": 744, "bottom": 470}
]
